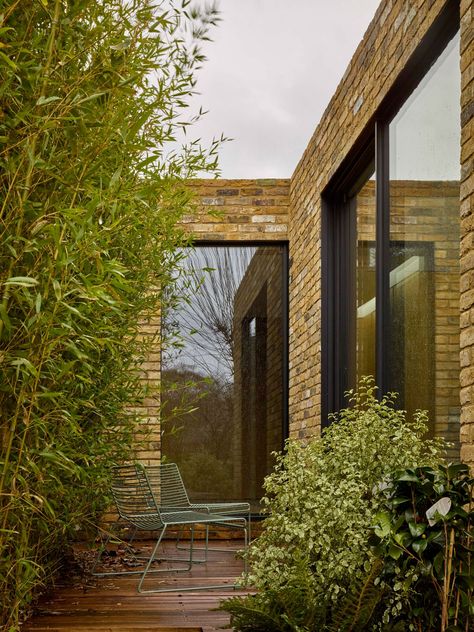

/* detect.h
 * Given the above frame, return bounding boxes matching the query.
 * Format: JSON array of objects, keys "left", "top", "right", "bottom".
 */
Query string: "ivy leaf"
[
  {"left": 373, "top": 511, "right": 392, "bottom": 538},
  {"left": 388, "top": 543, "right": 402, "bottom": 560},
  {"left": 391, "top": 496, "right": 410, "bottom": 507},
  {"left": 456, "top": 572, "right": 474, "bottom": 591},
  {"left": 397, "top": 471, "right": 420, "bottom": 483}
]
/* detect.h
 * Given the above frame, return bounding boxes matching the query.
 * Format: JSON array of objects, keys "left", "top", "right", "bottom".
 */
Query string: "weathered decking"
[{"left": 23, "top": 540, "right": 249, "bottom": 631}]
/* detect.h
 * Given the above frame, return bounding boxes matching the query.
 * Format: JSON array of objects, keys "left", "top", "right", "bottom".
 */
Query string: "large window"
[
  {"left": 162, "top": 244, "right": 288, "bottom": 512},
  {"left": 323, "top": 9, "right": 460, "bottom": 456}
]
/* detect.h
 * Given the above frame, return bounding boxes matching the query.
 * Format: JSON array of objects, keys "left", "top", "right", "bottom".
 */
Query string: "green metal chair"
[
  {"left": 94, "top": 463, "right": 248, "bottom": 593},
  {"left": 145, "top": 463, "right": 251, "bottom": 563},
  {"left": 145, "top": 463, "right": 251, "bottom": 561}
]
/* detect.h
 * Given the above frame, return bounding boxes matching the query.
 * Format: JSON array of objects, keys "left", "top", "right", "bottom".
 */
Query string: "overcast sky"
[{"left": 185, "top": 0, "right": 381, "bottom": 179}]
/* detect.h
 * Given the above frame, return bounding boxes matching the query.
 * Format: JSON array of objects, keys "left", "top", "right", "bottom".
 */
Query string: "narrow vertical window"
[
  {"left": 388, "top": 33, "right": 460, "bottom": 454},
  {"left": 356, "top": 169, "right": 377, "bottom": 385}
]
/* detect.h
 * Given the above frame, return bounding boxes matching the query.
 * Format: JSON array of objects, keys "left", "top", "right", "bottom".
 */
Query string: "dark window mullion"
[
  {"left": 281, "top": 244, "right": 289, "bottom": 443},
  {"left": 375, "top": 121, "right": 390, "bottom": 396}
]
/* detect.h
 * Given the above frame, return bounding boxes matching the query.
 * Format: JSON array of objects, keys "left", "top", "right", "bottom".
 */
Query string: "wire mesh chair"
[
  {"left": 145, "top": 463, "right": 251, "bottom": 562},
  {"left": 94, "top": 463, "right": 248, "bottom": 593}
]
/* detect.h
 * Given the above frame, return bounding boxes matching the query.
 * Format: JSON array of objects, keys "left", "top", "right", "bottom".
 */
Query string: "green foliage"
[
  {"left": 371, "top": 463, "right": 474, "bottom": 631},
  {"left": 0, "top": 0, "right": 220, "bottom": 628},
  {"left": 222, "top": 552, "right": 330, "bottom": 631},
  {"left": 247, "top": 378, "right": 444, "bottom": 599},
  {"left": 224, "top": 378, "right": 445, "bottom": 630},
  {"left": 222, "top": 558, "right": 386, "bottom": 632},
  {"left": 328, "top": 560, "right": 385, "bottom": 632}
]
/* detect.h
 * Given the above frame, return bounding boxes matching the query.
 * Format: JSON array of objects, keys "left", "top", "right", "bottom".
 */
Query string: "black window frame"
[
  {"left": 321, "top": 0, "right": 460, "bottom": 425},
  {"left": 163, "top": 239, "right": 290, "bottom": 448}
]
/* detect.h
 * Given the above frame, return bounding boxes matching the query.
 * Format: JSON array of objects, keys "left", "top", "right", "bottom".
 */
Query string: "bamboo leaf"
[
  {"left": 0, "top": 303, "right": 11, "bottom": 332},
  {"left": 10, "top": 357, "right": 38, "bottom": 377},
  {"left": 0, "top": 49, "right": 17, "bottom": 69},
  {"left": 3, "top": 276, "right": 39, "bottom": 287},
  {"left": 36, "top": 95, "right": 61, "bottom": 106}
]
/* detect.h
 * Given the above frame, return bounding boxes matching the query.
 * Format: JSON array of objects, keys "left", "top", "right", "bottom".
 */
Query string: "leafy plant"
[
  {"left": 0, "top": 0, "right": 221, "bottom": 628},
  {"left": 371, "top": 463, "right": 474, "bottom": 631},
  {"left": 222, "top": 558, "right": 386, "bottom": 632},
  {"left": 222, "top": 552, "right": 330, "bottom": 631},
  {"left": 222, "top": 378, "right": 445, "bottom": 630},
  {"left": 329, "top": 560, "right": 385, "bottom": 632}
]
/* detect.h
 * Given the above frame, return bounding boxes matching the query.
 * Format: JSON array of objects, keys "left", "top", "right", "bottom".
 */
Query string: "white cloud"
[{"left": 186, "top": 0, "right": 381, "bottom": 178}]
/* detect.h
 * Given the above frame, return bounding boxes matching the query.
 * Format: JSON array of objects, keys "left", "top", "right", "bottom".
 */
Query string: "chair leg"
[
  {"left": 175, "top": 514, "right": 251, "bottom": 559},
  {"left": 90, "top": 531, "right": 113, "bottom": 576},
  {"left": 175, "top": 524, "right": 209, "bottom": 564},
  {"left": 138, "top": 526, "right": 167, "bottom": 593},
  {"left": 94, "top": 523, "right": 196, "bottom": 578},
  {"left": 137, "top": 519, "right": 250, "bottom": 594},
  {"left": 138, "top": 525, "right": 195, "bottom": 593}
]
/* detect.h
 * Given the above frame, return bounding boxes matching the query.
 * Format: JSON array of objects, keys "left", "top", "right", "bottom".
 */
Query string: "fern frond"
[
  {"left": 329, "top": 560, "right": 384, "bottom": 632},
  {"left": 220, "top": 594, "right": 285, "bottom": 631}
]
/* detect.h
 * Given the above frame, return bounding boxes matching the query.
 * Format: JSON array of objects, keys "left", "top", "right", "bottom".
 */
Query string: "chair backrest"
[
  {"left": 111, "top": 464, "right": 160, "bottom": 521},
  {"left": 145, "top": 463, "right": 190, "bottom": 508}
]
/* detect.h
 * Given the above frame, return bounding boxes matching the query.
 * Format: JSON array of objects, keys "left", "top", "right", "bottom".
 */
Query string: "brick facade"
[
  {"left": 288, "top": 0, "right": 473, "bottom": 472},
  {"left": 138, "top": 1, "right": 473, "bottom": 472},
  {"left": 460, "top": 0, "right": 474, "bottom": 468},
  {"left": 182, "top": 179, "right": 289, "bottom": 241},
  {"left": 135, "top": 180, "right": 289, "bottom": 467}
]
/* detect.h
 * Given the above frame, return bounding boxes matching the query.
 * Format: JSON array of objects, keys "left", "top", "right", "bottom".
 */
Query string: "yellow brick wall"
[
  {"left": 460, "top": 0, "right": 474, "bottom": 468},
  {"left": 135, "top": 179, "right": 289, "bottom": 466},
  {"left": 183, "top": 179, "right": 289, "bottom": 240},
  {"left": 288, "top": 0, "right": 473, "bottom": 476},
  {"left": 136, "top": 2, "right": 474, "bottom": 472}
]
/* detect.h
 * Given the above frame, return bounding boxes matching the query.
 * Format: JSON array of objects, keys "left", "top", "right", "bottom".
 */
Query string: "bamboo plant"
[{"left": 0, "top": 0, "right": 220, "bottom": 628}]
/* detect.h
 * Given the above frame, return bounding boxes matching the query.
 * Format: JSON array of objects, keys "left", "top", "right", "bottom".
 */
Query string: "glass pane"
[
  {"left": 356, "top": 171, "right": 376, "bottom": 385},
  {"left": 162, "top": 245, "right": 286, "bottom": 511},
  {"left": 389, "top": 33, "right": 460, "bottom": 456}
]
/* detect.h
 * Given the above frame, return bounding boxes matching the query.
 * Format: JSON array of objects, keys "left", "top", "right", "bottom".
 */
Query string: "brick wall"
[
  {"left": 460, "top": 0, "right": 474, "bottom": 467},
  {"left": 182, "top": 179, "right": 289, "bottom": 240},
  {"left": 134, "top": 179, "right": 289, "bottom": 467},
  {"left": 288, "top": 0, "right": 473, "bottom": 474},
  {"left": 135, "top": 2, "right": 474, "bottom": 472}
]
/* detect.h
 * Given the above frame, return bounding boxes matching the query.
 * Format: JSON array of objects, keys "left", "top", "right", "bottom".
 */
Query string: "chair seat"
[
  {"left": 161, "top": 509, "right": 246, "bottom": 525},
  {"left": 190, "top": 502, "right": 250, "bottom": 513}
]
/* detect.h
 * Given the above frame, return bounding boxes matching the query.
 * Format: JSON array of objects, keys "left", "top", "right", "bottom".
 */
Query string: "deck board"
[{"left": 23, "top": 540, "right": 250, "bottom": 631}]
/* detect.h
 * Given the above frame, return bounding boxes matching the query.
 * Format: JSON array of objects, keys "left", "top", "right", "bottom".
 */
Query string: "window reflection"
[
  {"left": 388, "top": 32, "right": 460, "bottom": 456},
  {"left": 356, "top": 173, "right": 376, "bottom": 385},
  {"left": 162, "top": 245, "right": 286, "bottom": 511}
]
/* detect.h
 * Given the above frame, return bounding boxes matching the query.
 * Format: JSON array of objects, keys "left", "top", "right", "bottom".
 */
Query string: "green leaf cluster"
[
  {"left": 371, "top": 463, "right": 474, "bottom": 631},
  {"left": 223, "top": 377, "right": 445, "bottom": 630},
  {"left": 0, "top": 0, "right": 221, "bottom": 628}
]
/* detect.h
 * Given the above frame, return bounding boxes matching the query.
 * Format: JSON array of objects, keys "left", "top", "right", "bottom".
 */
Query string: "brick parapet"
[{"left": 183, "top": 179, "right": 289, "bottom": 241}]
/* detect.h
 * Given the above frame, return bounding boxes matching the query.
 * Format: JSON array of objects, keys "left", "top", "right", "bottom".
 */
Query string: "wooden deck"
[{"left": 23, "top": 540, "right": 250, "bottom": 632}]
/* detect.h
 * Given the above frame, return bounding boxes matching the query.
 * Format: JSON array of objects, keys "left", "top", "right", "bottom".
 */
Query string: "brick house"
[{"left": 144, "top": 0, "right": 474, "bottom": 504}]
